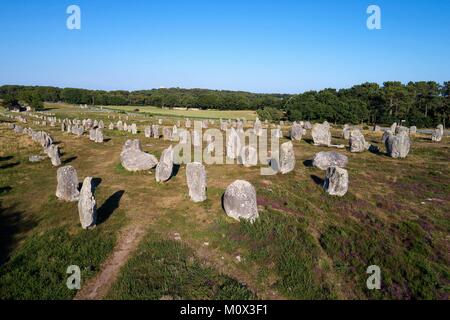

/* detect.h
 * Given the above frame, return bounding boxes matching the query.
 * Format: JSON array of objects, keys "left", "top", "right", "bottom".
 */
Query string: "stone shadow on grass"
[
  {"left": 0, "top": 156, "right": 13, "bottom": 162},
  {"left": 62, "top": 156, "right": 77, "bottom": 165},
  {"left": 97, "top": 190, "right": 125, "bottom": 225},
  {"left": 303, "top": 160, "right": 313, "bottom": 167},
  {"left": 0, "top": 162, "right": 20, "bottom": 170},
  {"left": 310, "top": 175, "right": 324, "bottom": 186},
  {"left": 0, "top": 203, "right": 38, "bottom": 264}
]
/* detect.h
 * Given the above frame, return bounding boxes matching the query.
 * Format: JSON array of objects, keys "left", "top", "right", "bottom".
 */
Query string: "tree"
[{"left": 2, "top": 94, "right": 20, "bottom": 110}]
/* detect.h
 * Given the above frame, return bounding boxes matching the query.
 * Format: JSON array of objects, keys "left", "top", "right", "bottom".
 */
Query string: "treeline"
[{"left": 1, "top": 81, "right": 448, "bottom": 127}]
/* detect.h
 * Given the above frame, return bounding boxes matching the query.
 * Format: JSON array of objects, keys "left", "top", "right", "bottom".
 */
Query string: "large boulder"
[
  {"left": 120, "top": 139, "right": 158, "bottom": 171},
  {"left": 78, "top": 177, "right": 97, "bottom": 229},
  {"left": 56, "top": 165, "right": 80, "bottom": 202},
  {"left": 349, "top": 129, "right": 366, "bottom": 153},
  {"left": 311, "top": 122, "right": 331, "bottom": 146},
  {"left": 385, "top": 131, "right": 411, "bottom": 158},
  {"left": 279, "top": 141, "right": 295, "bottom": 174},
  {"left": 324, "top": 166, "right": 349, "bottom": 197},
  {"left": 223, "top": 180, "right": 259, "bottom": 223},
  {"left": 156, "top": 145, "right": 174, "bottom": 182},
  {"left": 312, "top": 151, "right": 348, "bottom": 170},
  {"left": 290, "top": 123, "right": 303, "bottom": 141},
  {"left": 186, "top": 162, "right": 207, "bottom": 202}
]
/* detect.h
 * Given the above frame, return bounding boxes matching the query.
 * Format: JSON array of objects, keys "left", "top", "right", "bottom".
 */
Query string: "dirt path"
[{"left": 74, "top": 225, "right": 146, "bottom": 300}]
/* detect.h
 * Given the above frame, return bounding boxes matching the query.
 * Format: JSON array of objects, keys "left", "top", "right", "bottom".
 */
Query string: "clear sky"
[{"left": 0, "top": 0, "right": 449, "bottom": 93}]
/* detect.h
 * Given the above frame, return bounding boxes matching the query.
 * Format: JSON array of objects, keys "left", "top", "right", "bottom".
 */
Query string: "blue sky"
[{"left": 0, "top": 0, "right": 449, "bottom": 93}]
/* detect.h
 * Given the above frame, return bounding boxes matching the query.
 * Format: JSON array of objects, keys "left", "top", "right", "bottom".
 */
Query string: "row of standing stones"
[{"left": 4, "top": 112, "right": 445, "bottom": 228}]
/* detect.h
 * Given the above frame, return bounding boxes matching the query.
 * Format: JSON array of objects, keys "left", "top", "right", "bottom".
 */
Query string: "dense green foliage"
[{"left": 1, "top": 81, "right": 448, "bottom": 126}]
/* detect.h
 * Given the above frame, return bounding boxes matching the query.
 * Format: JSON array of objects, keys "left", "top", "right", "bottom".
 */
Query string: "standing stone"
[
  {"left": 144, "top": 125, "right": 152, "bottom": 138},
  {"left": 185, "top": 118, "right": 191, "bottom": 128},
  {"left": 390, "top": 122, "right": 398, "bottom": 133},
  {"left": 342, "top": 124, "right": 351, "bottom": 140},
  {"left": 206, "top": 134, "right": 215, "bottom": 154},
  {"left": 78, "top": 177, "right": 97, "bottom": 229},
  {"left": 56, "top": 166, "right": 80, "bottom": 201},
  {"left": 349, "top": 129, "right": 366, "bottom": 153},
  {"left": 290, "top": 123, "right": 303, "bottom": 141},
  {"left": 373, "top": 125, "right": 381, "bottom": 132},
  {"left": 186, "top": 162, "right": 207, "bottom": 202},
  {"left": 172, "top": 125, "right": 178, "bottom": 140},
  {"left": 240, "top": 145, "right": 258, "bottom": 167},
  {"left": 324, "top": 166, "right": 349, "bottom": 197},
  {"left": 304, "top": 121, "right": 312, "bottom": 130},
  {"left": 152, "top": 125, "right": 160, "bottom": 138},
  {"left": 95, "top": 128, "right": 104, "bottom": 143},
  {"left": 120, "top": 139, "right": 158, "bottom": 171},
  {"left": 312, "top": 151, "right": 348, "bottom": 170},
  {"left": 98, "top": 120, "right": 104, "bottom": 129},
  {"left": 89, "top": 128, "right": 96, "bottom": 141},
  {"left": 131, "top": 123, "right": 138, "bottom": 135},
  {"left": 179, "top": 129, "right": 189, "bottom": 144},
  {"left": 158, "top": 119, "right": 163, "bottom": 125},
  {"left": 223, "top": 180, "right": 259, "bottom": 223},
  {"left": 385, "top": 131, "right": 411, "bottom": 158},
  {"left": 311, "top": 122, "right": 331, "bottom": 146},
  {"left": 431, "top": 124, "right": 444, "bottom": 142},
  {"left": 409, "top": 126, "right": 417, "bottom": 135},
  {"left": 47, "top": 144, "right": 61, "bottom": 166},
  {"left": 108, "top": 122, "right": 115, "bottom": 130},
  {"left": 116, "top": 121, "right": 123, "bottom": 131},
  {"left": 279, "top": 141, "right": 295, "bottom": 174},
  {"left": 156, "top": 145, "right": 174, "bottom": 182},
  {"left": 163, "top": 127, "right": 172, "bottom": 140},
  {"left": 254, "top": 118, "right": 263, "bottom": 137}
]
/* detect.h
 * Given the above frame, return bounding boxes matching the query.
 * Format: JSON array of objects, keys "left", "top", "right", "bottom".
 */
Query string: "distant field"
[{"left": 103, "top": 105, "right": 257, "bottom": 120}]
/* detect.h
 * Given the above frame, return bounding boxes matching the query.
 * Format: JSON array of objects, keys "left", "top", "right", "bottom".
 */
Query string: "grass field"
[
  {"left": 43, "top": 103, "right": 257, "bottom": 120},
  {"left": 0, "top": 106, "right": 449, "bottom": 300}
]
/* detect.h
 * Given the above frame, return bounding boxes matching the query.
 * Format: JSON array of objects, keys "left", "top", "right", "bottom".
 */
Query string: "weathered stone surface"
[
  {"left": 178, "top": 129, "right": 189, "bottom": 144},
  {"left": 185, "top": 119, "right": 191, "bottom": 128},
  {"left": 390, "top": 122, "right": 398, "bottom": 133},
  {"left": 47, "top": 144, "right": 61, "bottom": 166},
  {"left": 163, "top": 127, "right": 172, "bottom": 140},
  {"left": 108, "top": 122, "right": 115, "bottom": 130},
  {"left": 144, "top": 125, "right": 152, "bottom": 138},
  {"left": 78, "top": 177, "right": 97, "bottom": 229},
  {"left": 206, "top": 134, "right": 215, "bottom": 154},
  {"left": 409, "top": 126, "right": 417, "bottom": 135},
  {"left": 120, "top": 139, "right": 158, "bottom": 171},
  {"left": 304, "top": 121, "right": 312, "bottom": 130},
  {"left": 56, "top": 165, "right": 80, "bottom": 202},
  {"left": 342, "top": 124, "right": 351, "bottom": 140},
  {"left": 95, "top": 128, "right": 104, "bottom": 143},
  {"left": 156, "top": 145, "right": 174, "bottom": 182},
  {"left": 431, "top": 124, "right": 444, "bottom": 142},
  {"left": 385, "top": 131, "right": 411, "bottom": 158},
  {"left": 279, "top": 141, "right": 295, "bottom": 174},
  {"left": 311, "top": 122, "right": 331, "bottom": 146},
  {"left": 29, "top": 155, "right": 46, "bottom": 162},
  {"left": 239, "top": 145, "right": 258, "bottom": 167},
  {"left": 186, "top": 162, "right": 207, "bottom": 202},
  {"left": 223, "top": 180, "right": 259, "bottom": 223},
  {"left": 131, "top": 123, "right": 137, "bottom": 135},
  {"left": 349, "top": 129, "right": 366, "bottom": 153},
  {"left": 290, "top": 123, "right": 303, "bottom": 141},
  {"left": 89, "top": 128, "right": 96, "bottom": 141},
  {"left": 152, "top": 125, "right": 160, "bottom": 138},
  {"left": 312, "top": 151, "right": 348, "bottom": 170},
  {"left": 324, "top": 166, "right": 349, "bottom": 197},
  {"left": 373, "top": 125, "right": 381, "bottom": 132}
]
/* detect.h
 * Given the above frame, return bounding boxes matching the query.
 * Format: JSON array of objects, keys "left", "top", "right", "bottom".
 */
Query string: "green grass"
[
  {"left": 106, "top": 232, "right": 255, "bottom": 300},
  {"left": 102, "top": 105, "right": 257, "bottom": 120},
  {"left": 0, "top": 219, "right": 124, "bottom": 299},
  {"left": 214, "top": 210, "right": 336, "bottom": 299}
]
